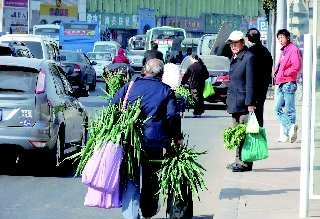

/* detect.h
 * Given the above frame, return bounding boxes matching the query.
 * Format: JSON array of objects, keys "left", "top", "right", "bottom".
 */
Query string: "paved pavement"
[{"left": 214, "top": 97, "right": 319, "bottom": 219}]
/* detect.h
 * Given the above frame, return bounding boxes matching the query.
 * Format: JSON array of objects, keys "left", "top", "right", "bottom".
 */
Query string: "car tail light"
[
  {"left": 216, "top": 74, "right": 230, "bottom": 82},
  {"left": 29, "top": 140, "right": 47, "bottom": 148},
  {"left": 35, "top": 70, "right": 46, "bottom": 94},
  {"left": 74, "top": 64, "right": 81, "bottom": 72}
]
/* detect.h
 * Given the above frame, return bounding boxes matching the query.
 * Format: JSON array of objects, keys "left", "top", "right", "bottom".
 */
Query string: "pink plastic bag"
[
  {"left": 84, "top": 186, "right": 121, "bottom": 209},
  {"left": 82, "top": 141, "right": 123, "bottom": 193}
]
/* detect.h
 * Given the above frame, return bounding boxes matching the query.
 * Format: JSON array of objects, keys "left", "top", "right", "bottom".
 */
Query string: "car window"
[
  {"left": 60, "top": 51, "right": 83, "bottom": 62},
  {"left": 55, "top": 65, "right": 73, "bottom": 94},
  {"left": 16, "top": 41, "right": 43, "bottom": 59},
  {"left": 83, "top": 53, "right": 91, "bottom": 65},
  {"left": 0, "top": 66, "right": 38, "bottom": 93},
  {"left": 50, "top": 64, "right": 66, "bottom": 95}
]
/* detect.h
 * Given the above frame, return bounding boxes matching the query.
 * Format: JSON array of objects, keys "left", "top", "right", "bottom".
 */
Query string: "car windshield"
[
  {"left": 127, "top": 50, "right": 145, "bottom": 56},
  {"left": 87, "top": 52, "right": 112, "bottom": 61},
  {"left": 34, "top": 28, "right": 59, "bottom": 39},
  {"left": 152, "top": 29, "right": 185, "bottom": 40},
  {"left": 0, "top": 69, "right": 37, "bottom": 93},
  {"left": 60, "top": 51, "right": 83, "bottom": 62},
  {"left": 94, "top": 45, "right": 117, "bottom": 55}
]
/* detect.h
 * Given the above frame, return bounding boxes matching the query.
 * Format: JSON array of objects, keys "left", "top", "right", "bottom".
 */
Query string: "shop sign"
[
  {"left": 40, "top": 0, "right": 78, "bottom": 18},
  {"left": 158, "top": 16, "right": 204, "bottom": 32},
  {"left": 4, "top": 0, "right": 27, "bottom": 8},
  {"left": 204, "top": 14, "right": 246, "bottom": 33},
  {"left": 3, "top": 7, "right": 28, "bottom": 33},
  {"left": 87, "top": 13, "right": 138, "bottom": 29}
]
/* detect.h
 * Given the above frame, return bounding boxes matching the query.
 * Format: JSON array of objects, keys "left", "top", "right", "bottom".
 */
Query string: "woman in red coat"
[{"left": 112, "top": 47, "right": 130, "bottom": 64}]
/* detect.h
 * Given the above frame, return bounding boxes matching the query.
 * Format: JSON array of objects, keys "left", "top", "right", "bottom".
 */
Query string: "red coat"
[{"left": 112, "top": 48, "right": 129, "bottom": 64}]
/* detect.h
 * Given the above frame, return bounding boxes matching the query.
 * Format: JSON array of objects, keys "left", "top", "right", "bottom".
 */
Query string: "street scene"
[{"left": 1, "top": 0, "right": 320, "bottom": 219}]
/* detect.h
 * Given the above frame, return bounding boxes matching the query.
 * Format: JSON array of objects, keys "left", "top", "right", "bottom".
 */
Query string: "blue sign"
[{"left": 138, "top": 8, "right": 156, "bottom": 35}]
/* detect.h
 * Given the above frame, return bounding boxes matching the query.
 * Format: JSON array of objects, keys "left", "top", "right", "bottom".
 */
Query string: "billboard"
[
  {"left": 39, "top": 0, "right": 78, "bottom": 24},
  {"left": 3, "top": 0, "right": 28, "bottom": 34}
]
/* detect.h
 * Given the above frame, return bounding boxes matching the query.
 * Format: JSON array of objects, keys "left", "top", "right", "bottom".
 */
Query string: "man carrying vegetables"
[
  {"left": 225, "top": 31, "right": 256, "bottom": 172},
  {"left": 113, "top": 58, "right": 182, "bottom": 219}
]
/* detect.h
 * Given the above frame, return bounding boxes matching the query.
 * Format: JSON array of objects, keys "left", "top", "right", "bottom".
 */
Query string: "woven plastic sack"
[
  {"left": 84, "top": 185, "right": 121, "bottom": 209},
  {"left": 241, "top": 127, "right": 269, "bottom": 162},
  {"left": 82, "top": 141, "right": 123, "bottom": 193}
]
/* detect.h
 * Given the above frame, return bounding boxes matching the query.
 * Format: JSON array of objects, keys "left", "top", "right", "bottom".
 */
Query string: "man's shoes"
[
  {"left": 288, "top": 124, "right": 298, "bottom": 143},
  {"left": 232, "top": 164, "right": 252, "bottom": 172}
]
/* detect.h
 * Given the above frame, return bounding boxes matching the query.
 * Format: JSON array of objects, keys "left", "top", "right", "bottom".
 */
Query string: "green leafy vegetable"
[{"left": 223, "top": 124, "right": 247, "bottom": 150}]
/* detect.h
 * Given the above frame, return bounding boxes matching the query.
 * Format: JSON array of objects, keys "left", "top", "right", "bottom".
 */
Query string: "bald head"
[{"left": 144, "top": 58, "right": 164, "bottom": 77}]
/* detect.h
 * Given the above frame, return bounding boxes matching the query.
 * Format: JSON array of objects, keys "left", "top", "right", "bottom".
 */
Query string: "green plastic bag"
[
  {"left": 203, "top": 80, "right": 215, "bottom": 98},
  {"left": 241, "top": 127, "right": 269, "bottom": 162}
]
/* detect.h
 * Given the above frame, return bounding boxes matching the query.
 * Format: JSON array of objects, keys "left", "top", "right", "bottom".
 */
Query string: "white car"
[
  {"left": 87, "top": 52, "right": 112, "bottom": 78},
  {"left": 0, "top": 34, "right": 59, "bottom": 61},
  {"left": 126, "top": 49, "right": 145, "bottom": 72},
  {"left": 93, "top": 41, "right": 121, "bottom": 60}
]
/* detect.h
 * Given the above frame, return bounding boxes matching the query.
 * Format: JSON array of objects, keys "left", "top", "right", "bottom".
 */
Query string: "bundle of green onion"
[
  {"left": 158, "top": 140, "right": 207, "bottom": 205},
  {"left": 69, "top": 99, "right": 144, "bottom": 178},
  {"left": 175, "top": 85, "right": 194, "bottom": 107},
  {"left": 223, "top": 124, "right": 247, "bottom": 150},
  {"left": 103, "top": 70, "right": 130, "bottom": 97}
]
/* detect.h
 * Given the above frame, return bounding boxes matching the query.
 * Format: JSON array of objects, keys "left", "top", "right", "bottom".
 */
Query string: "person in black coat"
[
  {"left": 246, "top": 28, "right": 273, "bottom": 127},
  {"left": 142, "top": 41, "right": 164, "bottom": 66},
  {"left": 225, "top": 31, "right": 256, "bottom": 172},
  {"left": 181, "top": 54, "right": 209, "bottom": 117}
]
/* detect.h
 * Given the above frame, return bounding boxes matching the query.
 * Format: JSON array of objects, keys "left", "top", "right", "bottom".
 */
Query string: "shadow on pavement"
[
  {"left": 219, "top": 188, "right": 299, "bottom": 200},
  {"left": 0, "top": 148, "right": 77, "bottom": 178},
  {"left": 269, "top": 146, "right": 301, "bottom": 150},
  {"left": 253, "top": 167, "right": 300, "bottom": 172},
  {"left": 204, "top": 103, "right": 227, "bottom": 111}
]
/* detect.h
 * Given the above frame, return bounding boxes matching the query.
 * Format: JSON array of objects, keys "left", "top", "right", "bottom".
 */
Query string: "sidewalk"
[{"left": 214, "top": 98, "right": 317, "bottom": 219}]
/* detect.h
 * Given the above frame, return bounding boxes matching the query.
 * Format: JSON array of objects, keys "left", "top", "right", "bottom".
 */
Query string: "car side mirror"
[
  {"left": 91, "top": 61, "right": 97, "bottom": 65},
  {"left": 60, "top": 55, "right": 66, "bottom": 61}
]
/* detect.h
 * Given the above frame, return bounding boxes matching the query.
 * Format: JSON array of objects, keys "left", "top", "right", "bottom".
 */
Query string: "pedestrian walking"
[
  {"left": 181, "top": 54, "right": 209, "bottom": 117},
  {"left": 274, "top": 29, "right": 302, "bottom": 143},
  {"left": 112, "top": 47, "right": 130, "bottom": 64},
  {"left": 225, "top": 31, "right": 256, "bottom": 172},
  {"left": 113, "top": 58, "right": 182, "bottom": 219},
  {"left": 246, "top": 28, "right": 273, "bottom": 127},
  {"left": 142, "top": 41, "right": 164, "bottom": 66}
]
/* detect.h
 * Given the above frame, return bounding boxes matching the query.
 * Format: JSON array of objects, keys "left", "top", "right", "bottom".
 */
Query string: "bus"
[
  {"left": 145, "top": 26, "right": 186, "bottom": 61},
  {"left": 59, "top": 22, "right": 100, "bottom": 53},
  {"left": 33, "top": 24, "right": 60, "bottom": 45}
]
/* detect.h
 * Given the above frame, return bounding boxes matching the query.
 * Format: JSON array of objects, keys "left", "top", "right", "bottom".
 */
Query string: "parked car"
[
  {"left": 87, "top": 51, "right": 112, "bottom": 79},
  {"left": 59, "top": 50, "right": 97, "bottom": 93},
  {"left": 0, "top": 56, "right": 88, "bottom": 169},
  {"left": 0, "top": 34, "right": 60, "bottom": 61},
  {"left": 126, "top": 49, "right": 145, "bottom": 72},
  {"left": 0, "top": 42, "right": 34, "bottom": 58},
  {"left": 180, "top": 55, "right": 230, "bottom": 104}
]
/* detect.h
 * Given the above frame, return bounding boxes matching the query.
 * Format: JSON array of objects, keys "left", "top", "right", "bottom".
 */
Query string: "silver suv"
[{"left": 0, "top": 56, "right": 88, "bottom": 169}]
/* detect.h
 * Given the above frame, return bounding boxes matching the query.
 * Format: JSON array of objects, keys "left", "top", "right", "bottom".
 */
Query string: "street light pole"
[{"left": 27, "top": 0, "right": 30, "bottom": 34}]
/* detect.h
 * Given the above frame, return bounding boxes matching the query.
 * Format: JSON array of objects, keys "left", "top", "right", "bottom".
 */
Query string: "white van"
[
  {"left": 92, "top": 41, "right": 121, "bottom": 59},
  {"left": 0, "top": 34, "right": 59, "bottom": 61}
]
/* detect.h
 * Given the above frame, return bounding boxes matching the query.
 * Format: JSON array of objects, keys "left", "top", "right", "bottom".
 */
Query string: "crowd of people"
[{"left": 108, "top": 27, "right": 302, "bottom": 218}]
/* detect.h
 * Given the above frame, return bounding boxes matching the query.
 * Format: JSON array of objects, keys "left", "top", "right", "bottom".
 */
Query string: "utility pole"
[{"left": 275, "top": 0, "right": 287, "bottom": 62}]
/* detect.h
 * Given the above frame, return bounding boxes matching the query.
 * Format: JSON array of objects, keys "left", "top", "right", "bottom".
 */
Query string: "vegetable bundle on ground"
[
  {"left": 70, "top": 99, "right": 144, "bottom": 179},
  {"left": 158, "top": 140, "right": 207, "bottom": 205},
  {"left": 223, "top": 124, "right": 247, "bottom": 150}
]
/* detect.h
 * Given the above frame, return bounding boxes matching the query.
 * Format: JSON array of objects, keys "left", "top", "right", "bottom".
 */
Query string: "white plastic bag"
[{"left": 246, "top": 112, "right": 259, "bottom": 133}]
